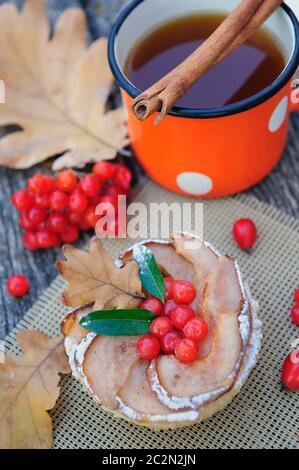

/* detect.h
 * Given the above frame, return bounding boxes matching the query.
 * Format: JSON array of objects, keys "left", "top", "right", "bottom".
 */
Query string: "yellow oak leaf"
[
  {"left": 0, "top": 330, "right": 70, "bottom": 449},
  {"left": 0, "top": 0, "right": 129, "bottom": 170},
  {"left": 56, "top": 238, "right": 145, "bottom": 311}
]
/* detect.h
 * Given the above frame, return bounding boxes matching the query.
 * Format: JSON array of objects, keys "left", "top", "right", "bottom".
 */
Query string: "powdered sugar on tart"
[{"left": 116, "top": 361, "right": 200, "bottom": 424}]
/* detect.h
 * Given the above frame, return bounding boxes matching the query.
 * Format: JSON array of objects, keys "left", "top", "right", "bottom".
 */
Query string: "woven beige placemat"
[{"left": 4, "top": 180, "right": 299, "bottom": 449}]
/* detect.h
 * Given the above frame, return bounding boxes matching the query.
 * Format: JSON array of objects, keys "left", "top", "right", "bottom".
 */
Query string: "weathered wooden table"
[{"left": 1, "top": 0, "right": 299, "bottom": 340}]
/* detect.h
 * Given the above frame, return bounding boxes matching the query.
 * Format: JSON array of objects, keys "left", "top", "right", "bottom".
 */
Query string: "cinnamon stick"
[
  {"left": 217, "top": 0, "right": 283, "bottom": 63},
  {"left": 132, "top": 0, "right": 283, "bottom": 124}
]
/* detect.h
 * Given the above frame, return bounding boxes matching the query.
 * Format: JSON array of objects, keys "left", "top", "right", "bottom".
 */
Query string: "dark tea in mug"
[{"left": 125, "top": 14, "right": 285, "bottom": 109}]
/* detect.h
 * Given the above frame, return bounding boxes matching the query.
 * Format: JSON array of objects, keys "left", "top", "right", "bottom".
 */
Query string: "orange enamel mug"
[{"left": 108, "top": 0, "right": 299, "bottom": 198}]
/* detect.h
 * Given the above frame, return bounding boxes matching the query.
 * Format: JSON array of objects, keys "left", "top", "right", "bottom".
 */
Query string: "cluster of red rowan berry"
[
  {"left": 136, "top": 278, "right": 209, "bottom": 364},
  {"left": 11, "top": 161, "right": 132, "bottom": 251}
]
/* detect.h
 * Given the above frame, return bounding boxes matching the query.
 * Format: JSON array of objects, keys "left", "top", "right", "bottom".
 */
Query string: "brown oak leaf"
[
  {"left": 0, "top": 330, "right": 70, "bottom": 449},
  {"left": 0, "top": 0, "right": 129, "bottom": 170},
  {"left": 56, "top": 238, "right": 145, "bottom": 310}
]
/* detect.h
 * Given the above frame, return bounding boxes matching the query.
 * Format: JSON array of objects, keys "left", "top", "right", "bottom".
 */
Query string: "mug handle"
[{"left": 290, "top": 76, "right": 299, "bottom": 112}]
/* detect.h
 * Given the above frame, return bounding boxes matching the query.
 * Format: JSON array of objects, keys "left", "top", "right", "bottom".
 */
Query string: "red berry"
[
  {"left": 36, "top": 229, "right": 59, "bottom": 248},
  {"left": 6, "top": 275, "right": 30, "bottom": 297},
  {"left": 291, "top": 304, "right": 299, "bottom": 326},
  {"left": 171, "top": 280, "right": 196, "bottom": 305},
  {"left": 35, "top": 220, "right": 47, "bottom": 231},
  {"left": 175, "top": 338, "right": 198, "bottom": 364},
  {"left": 92, "top": 161, "right": 115, "bottom": 181},
  {"left": 19, "top": 210, "right": 34, "bottom": 230},
  {"left": 48, "top": 212, "right": 68, "bottom": 233},
  {"left": 79, "top": 174, "right": 102, "bottom": 197},
  {"left": 88, "top": 195, "right": 101, "bottom": 206},
  {"left": 28, "top": 206, "right": 47, "bottom": 225},
  {"left": 34, "top": 193, "right": 49, "bottom": 209},
  {"left": 72, "top": 185, "right": 85, "bottom": 195},
  {"left": 99, "top": 194, "right": 119, "bottom": 213},
  {"left": 150, "top": 317, "right": 173, "bottom": 339},
  {"left": 79, "top": 217, "right": 92, "bottom": 231},
  {"left": 28, "top": 174, "right": 55, "bottom": 195},
  {"left": 163, "top": 299, "right": 178, "bottom": 317},
  {"left": 12, "top": 190, "right": 34, "bottom": 211},
  {"left": 28, "top": 174, "right": 43, "bottom": 194},
  {"left": 68, "top": 211, "right": 83, "bottom": 225},
  {"left": 60, "top": 224, "right": 79, "bottom": 243},
  {"left": 140, "top": 297, "right": 163, "bottom": 316},
  {"left": 183, "top": 317, "right": 209, "bottom": 342},
  {"left": 42, "top": 175, "right": 56, "bottom": 193},
  {"left": 136, "top": 335, "right": 160, "bottom": 361},
  {"left": 233, "top": 218, "right": 257, "bottom": 250},
  {"left": 171, "top": 305, "right": 195, "bottom": 330},
  {"left": 49, "top": 191, "right": 69, "bottom": 211},
  {"left": 23, "top": 231, "right": 39, "bottom": 251},
  {"left": 56, "top": 170, "right": 78, "bottom": 193},
  {"left": 164, "top": 277, "right": 174, "bottom": 301},
  {"left": 69, "top": 191, "right": 88, "bottom": 213},
  {"left": 282, "top": 350, "right": 299, "bottom": 390},
  {"left": 82, "top": 206, "right": 100, "bottom": 229},
  {"left": 294, "top": 288, "right": 299, "bottom": 304},
  {"left": 160, "top": 331, "right": 181, "bottom": 354},
  {"left": 113, "top": 163, "right": 132, "bottom": 192}
]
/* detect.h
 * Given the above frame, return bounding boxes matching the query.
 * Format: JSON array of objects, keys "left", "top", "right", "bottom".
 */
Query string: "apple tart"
[{"left": 60, "top": 234, "right": 262, "bottom": 429}]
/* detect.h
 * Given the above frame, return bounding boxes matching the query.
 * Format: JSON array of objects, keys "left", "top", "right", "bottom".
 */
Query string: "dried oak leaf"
[
  {"left": 56, "top": 238, "right": 145, "bottom": 311},
  {"left": 0, "top": 330, "right": 70, "bottom": 449},
  {"left": 0, "top": 0, "right": 128, "bottom": 170}
]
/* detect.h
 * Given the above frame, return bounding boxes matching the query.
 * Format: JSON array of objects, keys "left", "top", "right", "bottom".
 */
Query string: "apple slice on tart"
[
  {"left": 147, "top": 254, "right": 250, "bottom": 410},
  {"left": 75, "top": 333, "right": 139, "bottom": 409},
  {"left": 59, "top": 234, "right": 262, "bottom": 428}
]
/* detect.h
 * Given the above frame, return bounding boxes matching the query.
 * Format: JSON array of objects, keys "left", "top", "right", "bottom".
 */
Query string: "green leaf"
[
  {"left": 133, "top": 245, "right": 166, "bottom": 302},
  {"left": 79, "top": 309, "right": 156, "bottom": 336}
]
